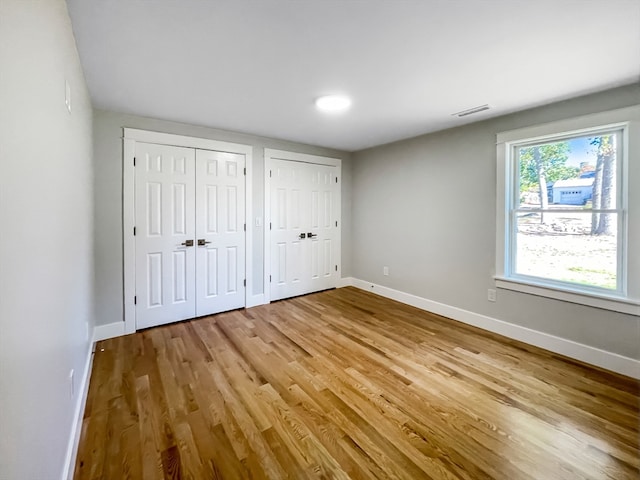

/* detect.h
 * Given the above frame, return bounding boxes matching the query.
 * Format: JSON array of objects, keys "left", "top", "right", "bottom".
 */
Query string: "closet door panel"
[
  {"left": 195, "top": 149, "right": 246, "bottom": 316},
  {"left": 134, "top": 142, "right": 196, "bottom": 329}
]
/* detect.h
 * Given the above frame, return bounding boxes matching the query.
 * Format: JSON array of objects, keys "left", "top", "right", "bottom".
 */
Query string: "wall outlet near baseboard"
[
  {"left": 487, "top": 289, "right": 497, "bottom": 302},
  {"left": 383, "top": 266, "right": 389, "bottom": 276}
]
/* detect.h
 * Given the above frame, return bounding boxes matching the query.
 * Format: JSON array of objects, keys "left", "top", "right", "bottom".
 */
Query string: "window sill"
[{"left": 494, "top": 276, "right": 639, "bottom": 316}]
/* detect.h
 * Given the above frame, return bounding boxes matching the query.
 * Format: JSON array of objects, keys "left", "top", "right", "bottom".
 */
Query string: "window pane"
[
  {"left": 515, "top": 212, "right": 617, "bottom": 290},
  {"left": 517, "top": 133, "right": 617, "bottom": 209}
]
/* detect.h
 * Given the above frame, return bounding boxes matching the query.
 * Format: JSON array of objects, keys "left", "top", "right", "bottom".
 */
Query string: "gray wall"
[
  {"left": 352, "top": 84, "right": 640, "bottom": 359},
  {"left": 93, "top": 110, "right": 352, "bottom": 327},
  {"left": 0, "top": 0, "right": 94, "bottom": 478}
]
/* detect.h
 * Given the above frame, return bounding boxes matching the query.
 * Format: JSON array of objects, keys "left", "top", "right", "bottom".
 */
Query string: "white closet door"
[
  {"left": 135, "top": 142, "right": 196, "bottom": 329},
  {"left": 270, "top": 159, "right": 338, "bottom": 301},
  {"left": 271, "top": 159, "right": 309, "bottom": 300},
  {"left": 195, "top": 150, "right": 246, "bottom": 316},
  {"left": 308, "top": 163, "right": 337, "bottom": 293}
]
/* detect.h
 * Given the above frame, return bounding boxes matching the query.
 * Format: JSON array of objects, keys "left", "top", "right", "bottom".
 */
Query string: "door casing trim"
[
  {"left": 264, "top": 148, "right": 342, "bottom": 304},
  {"left": 123, "top": 128, "right": 253, "bottom": 334}
]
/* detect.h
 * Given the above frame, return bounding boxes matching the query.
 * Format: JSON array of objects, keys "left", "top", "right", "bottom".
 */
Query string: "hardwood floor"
[{"left": 74, "top": 287, "right": 640, "bottom": 479}]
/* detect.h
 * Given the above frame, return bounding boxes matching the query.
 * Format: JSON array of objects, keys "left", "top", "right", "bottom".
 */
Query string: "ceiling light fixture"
[
  {"left": 315, "top": 95, "right": 351, "bottom": 113},
  {"left": 451, "top": 104, "right": 491, "bottom": 117}
]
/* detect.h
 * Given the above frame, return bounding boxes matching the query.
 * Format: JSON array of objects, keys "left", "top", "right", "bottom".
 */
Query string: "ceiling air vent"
[{"left": 452, "top": 104, "right": 490, "bottom": 117}]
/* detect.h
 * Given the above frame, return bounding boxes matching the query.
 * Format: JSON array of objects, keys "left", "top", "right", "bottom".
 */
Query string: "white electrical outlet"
[
  {"left": 69, "top": 369, "right": 75, "bottom": 398},
  {"left": 383, "top": 266, "right": 389, "bottom": 276},
  {"left": 487, "top": 289, "right": 497, "bottom": 302}
]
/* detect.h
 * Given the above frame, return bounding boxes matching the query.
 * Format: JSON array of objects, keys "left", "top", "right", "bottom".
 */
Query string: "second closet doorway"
[{"left": 265, "top": 149, "right": 341, "bottom": 302}]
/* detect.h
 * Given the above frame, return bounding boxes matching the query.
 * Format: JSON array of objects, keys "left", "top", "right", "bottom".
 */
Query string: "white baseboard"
[
  {"left": 94, "top": 321, "right": 125, "bottom": 342},
  {"left": 247, "top": 293, "right": 266, "bottom": 308},
  {"left": 350, "top": 278, "right": 640, "bottom": 380},
  {"left": 61, "top": 344, "right": 94, "bottom": 480},
  {"left": 337, "top": 276, "right": 355, "bottom": 288}
]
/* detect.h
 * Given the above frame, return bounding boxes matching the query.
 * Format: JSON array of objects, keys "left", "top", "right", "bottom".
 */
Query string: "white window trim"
[{"left": 496, "top": 105, "right": 640, "bottom": 317}]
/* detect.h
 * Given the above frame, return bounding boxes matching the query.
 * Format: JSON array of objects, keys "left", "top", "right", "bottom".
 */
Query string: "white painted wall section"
[{"left": 0, "top": 1, "right": 95, "bottom": 478}]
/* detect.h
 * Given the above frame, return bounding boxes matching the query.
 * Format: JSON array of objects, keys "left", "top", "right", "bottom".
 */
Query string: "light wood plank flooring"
[{"left": 74, "top": 287, "right": 639, "bottom": 479}]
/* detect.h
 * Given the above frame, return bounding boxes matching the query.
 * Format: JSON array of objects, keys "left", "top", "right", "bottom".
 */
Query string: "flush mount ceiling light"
[{"left": 315, "top": 95, "right": 352, "bottom": 113}]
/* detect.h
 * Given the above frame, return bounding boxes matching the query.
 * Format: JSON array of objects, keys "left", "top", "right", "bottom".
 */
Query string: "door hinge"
[
  {"left": 134, "top": 296, "right": 137, "bottom": 305},
  {"left": 243, "top": 279, "right": 246, "bottom": 287},
  {"left": 133, "top": 226, "right": 136, "bottom": 236},
  {"left": 244, "top": 223, "right": 246, "bottom": 232},
  {"left": 269, "top": 222, "right": 272, "bottom": 230},
  {"left": 269, "top": 275, "right": 272, "bottom": 283},
  {"left": 269, "top": 170, "right": 272, "bottom": 178},
  {"left": 335, "top": 221, "right": 338, "bottom": 227},
  {"left": 243, "top": 167, "right": 246, "bottom": 175},
  {"left": 133, "top": 157, "right": 136, "bottom": 167},
  {"left": 335, "top": 265, "right": 338, "bottom": 272},
  {"left": 335, "top": 177, "right": 338, "bottom": 183}
]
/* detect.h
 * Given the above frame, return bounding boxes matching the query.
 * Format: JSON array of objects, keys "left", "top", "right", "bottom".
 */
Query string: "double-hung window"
[{"left": 496, "top": 106, "right": 639, "bottom": 315}]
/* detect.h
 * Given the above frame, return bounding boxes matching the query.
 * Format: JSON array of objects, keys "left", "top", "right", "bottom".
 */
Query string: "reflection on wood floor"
[{"left": 74, "top": 287, "right": 640, "bottom": 479}]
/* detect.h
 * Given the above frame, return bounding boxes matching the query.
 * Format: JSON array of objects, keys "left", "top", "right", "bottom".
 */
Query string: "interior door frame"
[
  {"left": 123, "top": 128, "right": 253, "bottom": 334},
  {"left": 264, "top": 149, "right": 342, "bottom": 304}
]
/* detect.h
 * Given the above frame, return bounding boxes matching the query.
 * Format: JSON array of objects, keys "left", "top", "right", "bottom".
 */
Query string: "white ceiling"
[{"left": 66, "top": 0, "right": 640, "bottom": 152}]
